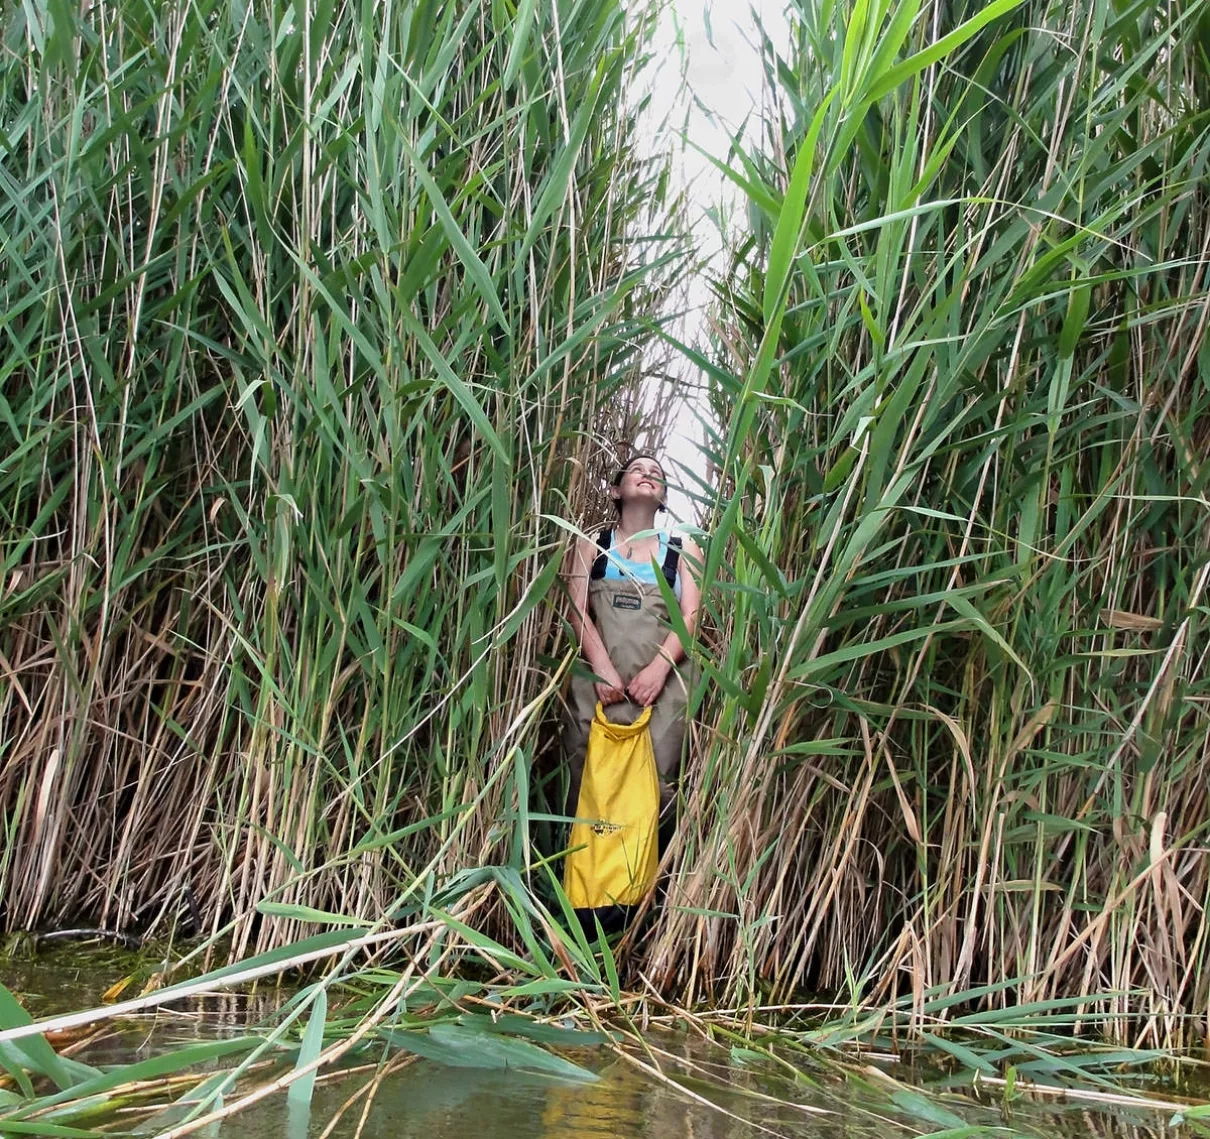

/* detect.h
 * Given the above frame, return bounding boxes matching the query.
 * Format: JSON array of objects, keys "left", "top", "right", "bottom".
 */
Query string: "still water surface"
[
  {"left": 0, "top": 946, "right": 1190, "bottom": 1139},
  {"left": 210, "top": 1048, "right": 1185, "bottom": 1139}
]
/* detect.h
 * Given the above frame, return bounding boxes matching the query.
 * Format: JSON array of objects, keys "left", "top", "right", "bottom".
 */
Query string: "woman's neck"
[{"left": 616, "top": 504, "right": 659, "bottom": 538}]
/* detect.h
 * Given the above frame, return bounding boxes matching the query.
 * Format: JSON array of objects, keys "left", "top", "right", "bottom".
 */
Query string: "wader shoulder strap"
[
  {"left": 662, "top": 536, "right": 682, "bottom": 587},
  {"left": 590, "top": 529, "right": 612, "bottom": 580}
]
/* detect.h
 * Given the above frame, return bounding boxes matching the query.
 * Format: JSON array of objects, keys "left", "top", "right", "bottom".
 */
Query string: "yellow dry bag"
[{"left": 564, "top": 703, "right": 659, "bottom": 911}]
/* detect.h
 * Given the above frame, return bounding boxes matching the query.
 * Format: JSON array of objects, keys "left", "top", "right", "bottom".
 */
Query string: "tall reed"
[
  {"left": 0, "top": 0, "right": 684, "bottom": 953},
  {"left": 643, "top": 0, "right": 1210, "bottom": 1046}
]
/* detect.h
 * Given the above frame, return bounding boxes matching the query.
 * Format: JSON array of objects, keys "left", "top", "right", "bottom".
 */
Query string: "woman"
[{"left": 563, "top": 453, "right": 702, "bottom": 817}]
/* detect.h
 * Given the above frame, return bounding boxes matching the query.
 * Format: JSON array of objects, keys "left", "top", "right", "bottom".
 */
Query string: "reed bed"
[
  {"left": 641, "top": 0, "right": 1210, "bottom": 1047},
  {"left": 0, "top": 0, "right": 685, "bottom": 953},
  {"left": 6, "top": 0, "right": 1210, "bottom": 1075}
]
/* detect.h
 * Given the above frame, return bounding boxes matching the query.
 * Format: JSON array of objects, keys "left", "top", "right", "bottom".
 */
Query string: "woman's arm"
[
  {"left": 626, "top": 537, "right": 702, "bottom": 706},
  {"left": 565, "top": 534, "right": 627, "bottom": 704}
]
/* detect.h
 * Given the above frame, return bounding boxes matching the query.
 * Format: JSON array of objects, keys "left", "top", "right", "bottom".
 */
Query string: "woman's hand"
[
  {"left": 595, "top": 662, "right": 628, "bottom": 706},
  {"left": 627, "top": 656, "right": 672, "bottom": 707}
]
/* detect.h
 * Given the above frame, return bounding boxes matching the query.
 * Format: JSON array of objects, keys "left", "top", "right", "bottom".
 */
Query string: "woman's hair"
[{"left": 610, "top": 452, "right": 667, "bottom": 513}]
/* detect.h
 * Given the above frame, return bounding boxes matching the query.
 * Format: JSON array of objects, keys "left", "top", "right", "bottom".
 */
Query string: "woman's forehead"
[{"left": 625, "top": 457, "right": 664, "bottom": 474}]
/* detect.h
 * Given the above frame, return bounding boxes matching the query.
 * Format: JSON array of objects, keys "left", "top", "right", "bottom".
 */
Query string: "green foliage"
[
  {"left": 384, "top": 1021, "right": 598, "bottom": 1081},
  {"left": 0, "top": 0, "right": 685, "bottom": 950},
  {"left": 649, "top": 0, "right": 1210, "bottom": 1046}
]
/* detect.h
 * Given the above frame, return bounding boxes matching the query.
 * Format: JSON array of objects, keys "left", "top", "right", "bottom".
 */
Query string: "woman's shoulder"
[
  {"left": 669, "top": 528, "right": 704, "bottom": 555},
  {"left": 569, "top": 529, "right": 608, "bottom": 575},
  {"left": 669, "top": 530, "right": 704, "bottom": 582}
]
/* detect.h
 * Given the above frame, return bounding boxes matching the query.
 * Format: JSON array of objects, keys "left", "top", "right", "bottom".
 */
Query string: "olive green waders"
[{"left": 563, "top": 574, "right": 693, "bottom": 815}]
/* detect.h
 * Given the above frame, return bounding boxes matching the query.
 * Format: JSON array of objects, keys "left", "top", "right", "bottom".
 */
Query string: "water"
[
  {"left": 209, "top": 1043, "right": 1187, "bottom": 1139},
  {"left": 0, "top": 945, "right": 1193, "bottom": 1138}
]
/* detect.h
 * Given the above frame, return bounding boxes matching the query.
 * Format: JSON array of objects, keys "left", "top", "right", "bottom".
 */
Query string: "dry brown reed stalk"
[{"left": 0, "top": 925, "right": 436, "bottom": 1045}]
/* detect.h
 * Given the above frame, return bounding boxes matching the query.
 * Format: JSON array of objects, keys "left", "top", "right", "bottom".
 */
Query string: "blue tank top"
[{"left": 600, "top": 532, "right": 683, "bottom": 598}]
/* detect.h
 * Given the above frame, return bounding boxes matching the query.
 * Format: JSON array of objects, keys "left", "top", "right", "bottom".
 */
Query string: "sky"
[{"left": 638, "top": 0, "right": 791, "bottom": 523}]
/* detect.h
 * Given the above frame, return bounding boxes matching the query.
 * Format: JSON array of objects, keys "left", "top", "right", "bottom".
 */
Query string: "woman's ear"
[{"left": 608, "top": 484, "right": 622, "bottom": 505}]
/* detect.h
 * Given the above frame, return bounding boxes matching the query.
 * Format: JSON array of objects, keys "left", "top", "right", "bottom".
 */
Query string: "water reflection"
[
  {"left": 0, "top": 951, "right": 1190, "bottom": 1139},
  {"left": 1005, "top": 1101, "right": 1176, "bottom": 1139},
  {"left": 212, "top": 1054, "right": 1183, "bottom": 1139},
  {"left": 247, "top": 1058, "right": 768, "bottom": 1139}
]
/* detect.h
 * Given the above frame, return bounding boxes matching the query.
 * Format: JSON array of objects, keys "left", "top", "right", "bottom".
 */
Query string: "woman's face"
[{"left": 616, "top": 458, "right": 666, "bottom": 505}]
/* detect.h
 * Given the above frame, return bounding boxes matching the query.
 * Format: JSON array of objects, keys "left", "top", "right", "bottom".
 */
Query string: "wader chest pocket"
[{"left": 612, "top": 594, "right": 642, "bottom": 611}]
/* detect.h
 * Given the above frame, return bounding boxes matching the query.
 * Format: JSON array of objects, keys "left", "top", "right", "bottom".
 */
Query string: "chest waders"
[{"left": 563, "top": 532, "right": 694, "bottom": 816}]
